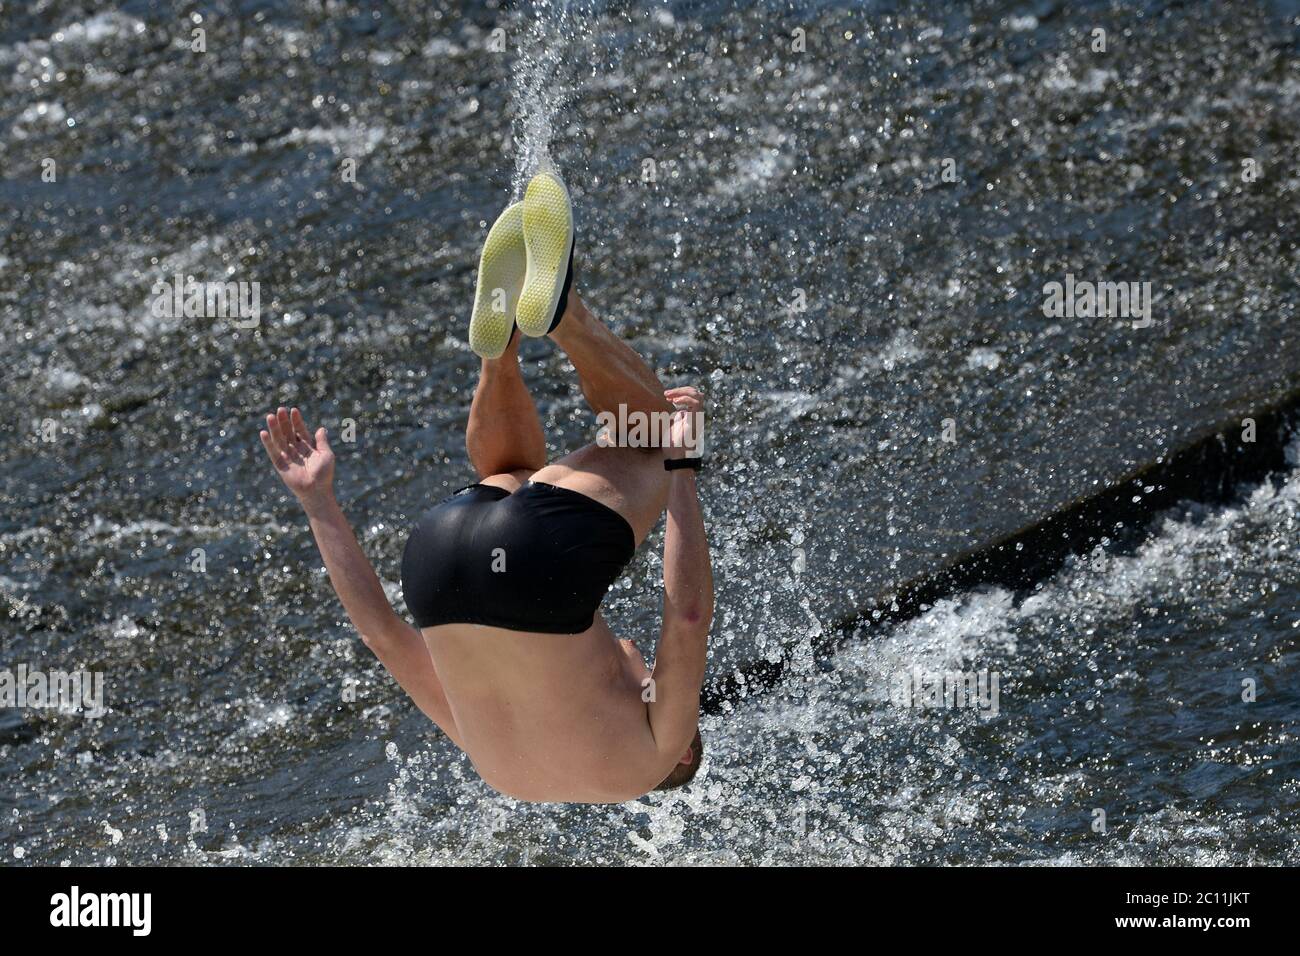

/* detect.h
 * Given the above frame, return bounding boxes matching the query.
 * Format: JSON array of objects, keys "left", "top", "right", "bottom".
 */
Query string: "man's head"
[{"left": 654, "top": 728, "right": 704, "bottom": 791}]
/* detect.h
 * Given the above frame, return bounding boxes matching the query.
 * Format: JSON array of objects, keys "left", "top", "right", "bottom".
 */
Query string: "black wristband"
[{"left": 664, "top": 457, "right": 704, "bottom": 471}]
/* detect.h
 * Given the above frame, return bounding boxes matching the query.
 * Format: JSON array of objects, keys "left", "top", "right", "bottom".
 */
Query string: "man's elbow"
[
  {"left": 359, "top": 626, "right": 403, "bottom": 654},
  {"left": 355, "top": 613, "right": 419, "bottom": 651},
  {"left": 681, "top": 607, "right": 710, "bottom": 627},
  {"left": 666, "top": 604, "right": 713, "bottom": 634}
]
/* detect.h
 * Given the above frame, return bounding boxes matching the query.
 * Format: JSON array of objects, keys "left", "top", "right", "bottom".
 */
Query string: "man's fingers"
[
  {"left": 664, "top": 386, "right": 704, "bottom": 410},
  {"left": 287, "top": 408, "right": 314, "bottom": 457},
  {"left": 264, "top": 408, "right": 312, "bottom": 464},
  {"left": 269, "top": 407, "right": 291, "bottom": 449},
  {"left": 274, "top": 408, "right": 304, "bottom": 455},
  {"left": 259, "top": 429, "right": 288, "bottom": 471},
  {"left": 290, "top": 407, "right": 316, "bottom": 449},
  {"left": 264, "top": 414, "right": 286, "bottom": 455},
  {"left": 315, "top": 427, "right": 331, "bottom": 453}
]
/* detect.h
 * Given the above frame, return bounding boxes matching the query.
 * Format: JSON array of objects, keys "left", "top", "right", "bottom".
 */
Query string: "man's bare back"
[{"left": 423, "top": 616, "right": 661, "bottom": 803}]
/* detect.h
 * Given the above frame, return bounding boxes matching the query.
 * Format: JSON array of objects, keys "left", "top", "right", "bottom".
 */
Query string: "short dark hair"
[{"left": 654, "top": 728, "right": 704, "bottom": 791}]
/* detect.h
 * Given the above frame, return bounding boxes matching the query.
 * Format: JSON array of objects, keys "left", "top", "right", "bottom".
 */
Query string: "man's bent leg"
[
  {"left": 466, "top": 332, "right": 547, "bottom": 478},
  {"left": 534, "top": 293, "right": 682, "bottom": 540},
  {"left": 549, "top": 294, "right": 674, "bottom": 421}
]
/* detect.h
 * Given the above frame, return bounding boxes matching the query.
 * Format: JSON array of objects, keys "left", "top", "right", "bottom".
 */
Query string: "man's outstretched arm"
[
  {"left": 647, "top": 464, "right": 713, "bottom": 760},
  {"left": 259, "top": 406, "right": 461, "bottom": 745},
  {"left": 300, "top": 496, "right": 462, "bottom": 744}
]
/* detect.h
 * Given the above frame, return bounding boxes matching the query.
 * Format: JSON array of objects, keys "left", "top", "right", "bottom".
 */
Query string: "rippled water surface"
[{"left": 1, "top": 1, "right": 1298, "bottom": 864}]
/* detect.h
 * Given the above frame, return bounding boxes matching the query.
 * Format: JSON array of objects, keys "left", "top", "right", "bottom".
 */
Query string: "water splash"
[
  {"left": 5, "top": 0, "right": 1297, "bottom": 868},
  {"left": 509, "top": 1, "right": 591, "bottom": 197}
]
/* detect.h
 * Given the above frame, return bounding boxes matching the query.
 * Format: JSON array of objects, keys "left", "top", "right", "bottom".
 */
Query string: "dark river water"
[{"left": 2, "top": 0, "right": 1298, "bottom": 864}]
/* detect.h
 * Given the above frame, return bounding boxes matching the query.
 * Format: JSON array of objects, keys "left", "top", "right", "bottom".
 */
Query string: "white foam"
[
  {"left": 44, "top": 367, "right": 89, "bottom": 394},
  {"left": 864, "top": 328, "right": 926, "bottom": 370},
  {"left": 11, "top": 101, "right": 67, "bottom": 138},
  {"left": 52, "top": 13, "right": 143, "bottom": 45},
  {"left": 273, "top": 124, "right": 387, "bottom": 156},
  {"left": 233, "top": 699, "right": 296, "bottom": 739},
  {"left": 0, "top": 12, "right": 143, "bottom": 89},
  {"left": 965, "top": 347, "right": 1002, "bottom": 371},
  {"left": 1042, "top": 62, "right": 1117, "bottom": 94},
  {"left": 714, "top": 134, "right": 795, "bottom": 198}
]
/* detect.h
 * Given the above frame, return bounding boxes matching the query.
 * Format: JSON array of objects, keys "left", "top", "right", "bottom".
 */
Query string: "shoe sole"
[
  {"left": 468, "top": 202, "right": 527, "bottom": 359},
  {"left": 516, "top": 171, "right": 574, "bottom": 338}
]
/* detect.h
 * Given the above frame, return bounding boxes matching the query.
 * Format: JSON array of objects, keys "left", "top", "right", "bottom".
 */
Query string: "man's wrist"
[{"left": 299, "top": 492, "right": 340, "bottom": 520}]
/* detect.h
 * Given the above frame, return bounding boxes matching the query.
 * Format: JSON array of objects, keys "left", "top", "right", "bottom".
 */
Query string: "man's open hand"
[{"left": 259, "top": 406, "right": 336, "bottom": 510}]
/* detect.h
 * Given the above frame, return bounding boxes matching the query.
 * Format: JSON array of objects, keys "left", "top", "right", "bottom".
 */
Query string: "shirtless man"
[{"left": 258, "top": 171, "right": 712, "bottom": 803}]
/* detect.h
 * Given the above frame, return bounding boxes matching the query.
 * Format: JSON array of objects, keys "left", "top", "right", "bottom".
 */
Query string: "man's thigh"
[{"left": 529, "top": 444, "right": 670, "bottom": 545}]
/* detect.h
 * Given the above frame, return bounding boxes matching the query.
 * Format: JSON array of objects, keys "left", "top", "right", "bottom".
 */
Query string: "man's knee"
[{"left": 593, "top": 408, "right": 679, "bottom": 454}]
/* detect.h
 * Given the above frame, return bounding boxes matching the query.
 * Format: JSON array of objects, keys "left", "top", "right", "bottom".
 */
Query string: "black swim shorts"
[{"left": 401, "top": 481, "right": 635, "bottom": 634}]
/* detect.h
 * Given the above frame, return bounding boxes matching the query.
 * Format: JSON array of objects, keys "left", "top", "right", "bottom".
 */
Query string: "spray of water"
[{"left": 508, "top": 1, "right": 597, "bottom": 197}]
